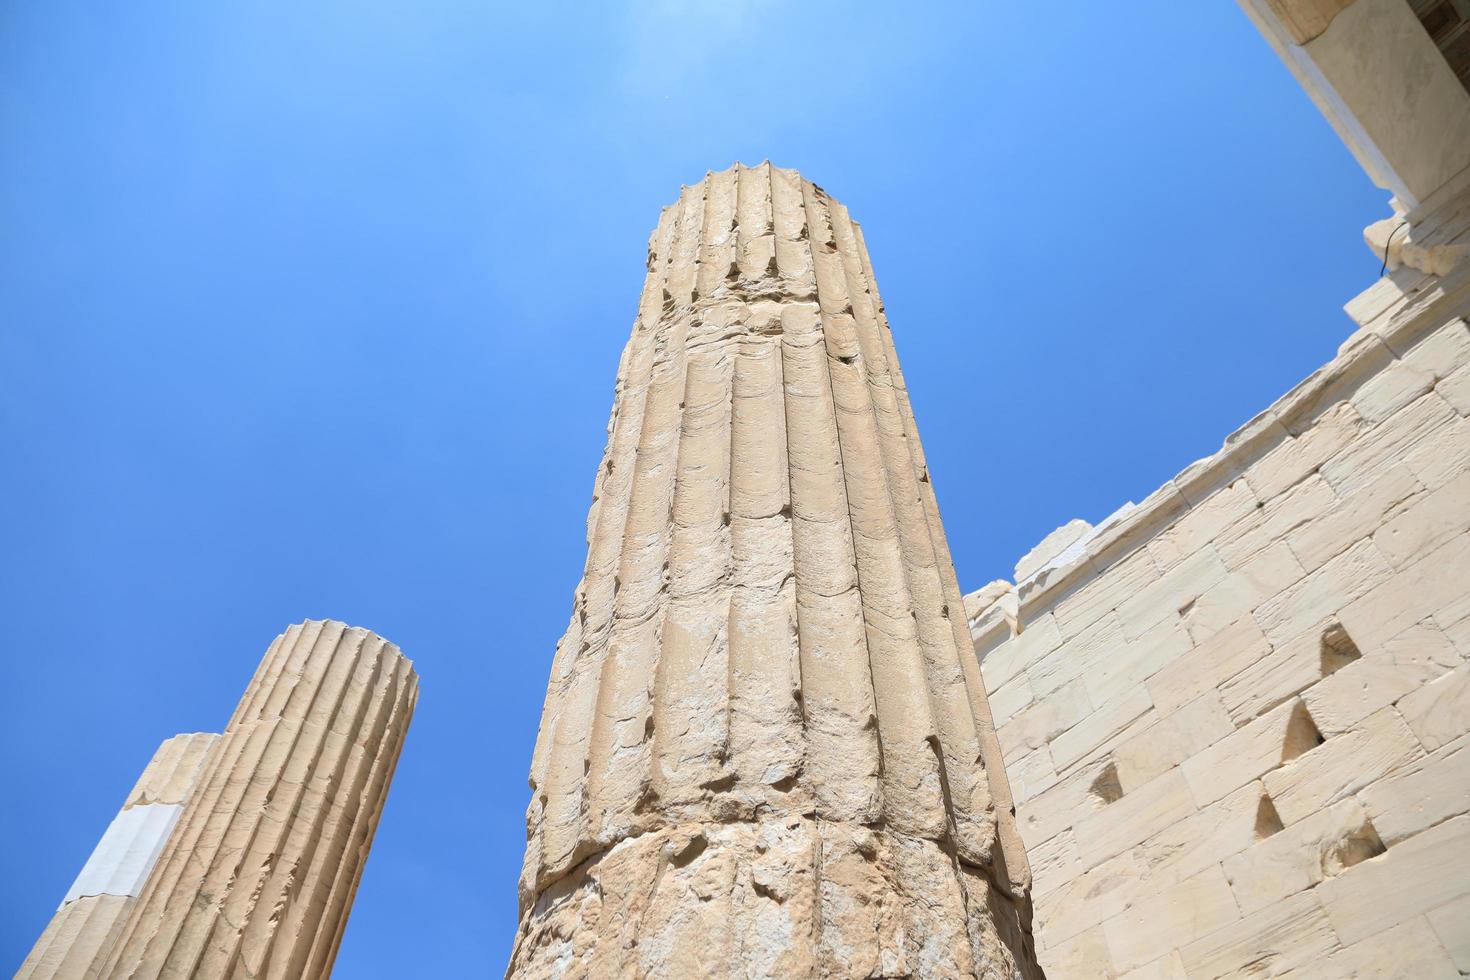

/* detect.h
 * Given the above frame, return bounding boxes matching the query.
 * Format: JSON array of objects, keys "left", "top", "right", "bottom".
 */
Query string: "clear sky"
[{"left": 0, "top": 1, "right": 1385, "bottom": 975}]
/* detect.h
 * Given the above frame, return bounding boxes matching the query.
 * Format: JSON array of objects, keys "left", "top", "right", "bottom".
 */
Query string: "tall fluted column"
[
  {"left": 100, "top": 620, "right": 418, "bottom": 980},
  {"left": 511, "top": 164, "right": 1041, "bottom": 978},
  {"left": 18, "top": 733, "right": 219, "bottom": 980}
]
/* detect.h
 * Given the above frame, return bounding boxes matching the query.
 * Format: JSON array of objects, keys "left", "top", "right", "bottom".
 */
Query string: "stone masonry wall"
[{"left": 969, "top": 304, "right": 1470, "bottom": 977}]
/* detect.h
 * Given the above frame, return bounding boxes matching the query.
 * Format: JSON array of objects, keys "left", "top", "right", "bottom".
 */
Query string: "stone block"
[
  {"left": 1216, "top": 473, "right": 1337, "bottom": 570},
  {"left": 1050, "top": 685, "right": 1154, "bottom": 774},
  {"left": 1373, "top": 468, "right": 1470, "bottom": 568},
  {"left": 1296, "top": 917, "right": 1460, "bottom": 980},
  {"left": 980, "top": 612, "right": 1061, "bottom": 691},
  {"left": 1318, "top": 390, "right": 1457, "bottom": 495},
  {"left": 1053, "top": 547, "right": 1161, "bottom": 637},
  {"left": 1116, "top": 549, "right": 1228, "bottom": 641},
  {"left": 1427, "top": 892, "right": 1470, "bottom": 972},
  {"left": 1396, "top": 663, "right": 1470, "bottom": 751},
  {"left": 1134, "top": 780, "right": 1267, "bottom": 889},
  {"left": 1403, "top": 318, "right": 1470, "bottom": 379},
  {"left": 1350, "top": 358, "right": 1438, "bottom": 423},
  {"left": 1084, "top": 618, "right": 1191, "bottom": 708},
  {"left": 1008, "top": 746, "right": 1060, "bottom": 805},
  {"left": 998, "top": 678, "right": 1093, "bottom": 757},
  {"left": 1147, "top": 617, "right": 1271, "bottom": 715},
  {"left": 1178, "top": 890, "right": 1338, "bottom": 979},
  {"left": 1029, "top": 829, "right": 1081, "bottom": 900},
  {"left": 1302, "top": 620, "right": 1459, "bottom": 735},
  {"left": 1222, "top": 796, "right": 1378, "bottom": 915},
  {"left": 1035, "top": 848, "right": 1145, "bottom": 948},
  {"left": 1248, "top": 402, "right": 1363, "bottom": 502},
  {"left": 1181, "top": 699, "right": 1314, "bottom": 807},
  {"left": 1028, "top": 612, "right": 1123, "bottom": 699},
  {"left": 1287, "top": 464, "right": 1421, "bottom": 571},
  {"left": 1362, "top": 735, "right": 1470, "bottom": 844},
  {"left": 988, "top": 674, "right": 1034, "bottom": 729},
  {"left": 1016, "top": 518, "right": 1093, "bottom": 584},
  {"left": 1402, "top": 413, "right": 1470, "bottom": 489},
  {"left": 1111, "top": 691, "right": 1233, "bottom": 793},
  {"left": 1439, "top": 362, "right": 1470, "bottom": 415},
  {"left": 1315, "top": 814, "right": 1470, "bottom": 946},
  {"left": 1115, "top": 951, "right": 1186, "bottom": 980},
  {"left": 1340, "top": 534, "right": 1470, "bottom": 651},
  {"left": 1253, "top": 539, "right": 1392, "bottom": 645},
  {"left": 1017, "top": 757, "right": 1114, "bottom": 849},
  {"left": 1146, "top": 479, "right": 1260, "bottom": 570},
  {"left": 1102, "top": 866, "right": 1239, "bottom": 974},
  {"left": 1074, "top": 770, "right": 1197, "bottom": 871},
  {"left": 1219, "top": 627, "right": 1324, "bottom": 726},
  {"left": 1036, "top": 924, "right": 1113, "bottom": 979},
  {"left": 1180, "top": 541, "right": 1305, "bottom": 645},
  {"left": 1263, "top": 705, "right": 1424, "bottom": 825}
]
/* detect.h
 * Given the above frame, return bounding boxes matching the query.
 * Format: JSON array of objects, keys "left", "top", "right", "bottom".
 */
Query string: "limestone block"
[
  {"left": 1102, "top": 866, "right": 1239, "bottom": 974},
  {"left": 987, "top": 674, "right": 1034, "bottom": 730},
  {"left": 1178, "top": 890, "right": 1337, "bottom": 979},
  {"left": 1016, "top": 757, "right": 1117, "bottom": 850},
  {"left": 1373, "top": 467, "right": 1470, "bottom": 568},
  {"left": 1427, "top": 893, "right": 1470, "bottom": 972},
  {"left": 1074, "top": 770, "right": 1196, "bottom": 871},
  {"left": 1262, "top": 704, "right": 1424, "bottom": 824},
  {"left": 1361, "top": 735, "right": 1470, "bottom": 844},
  {"left": 1302, "top": 619, "right": 1459, "bottom": 735},
  {"left": 1315, "top": 814, "right": 1470, "bottom": 945},
  {"left": 1402, "top": 318, "right": 1470, "bottom": 379},
  {"left": 1116, "top": 549, "right": 1228, "bottom": 641},
  {"left": 102, "top": 621, "right": 418, "bottom": 980},
  {"left": 1396, "top": 662, "right": 1470, "bottom": 750},
  {"left": 1218, "top": 627, "right": 1325, "bottom": 726},
  {"left": 1439, "top": 363, "right": 1470, "bottom": 415},
  {"left": 1145, "top": 479, "right": 1260, "bottom": 570},
  {"left": 980, "top": 612, "right": 1061, "bottom": 692},
  {"left": 1292, "top": 916, "right": 1459, "bottom": 980},
  {"left": 1221, "top": 796, "right": 1379, "bottom": 914},
  {"left": 1133, "top": 781, "right": 1268, "bottom": 890},
  {"left": 1008, "top": 746, "right": 1061, "bottom": 805},
  {"left": 1181, "top": 699, "right": 1315, "bottom": 807},
  {"left": 1340, "top": 534, "right": 1470, "bottom": 650},
  {"left": 1402, "top": 413, "right": 1470, "bottom": 489},
  {"left": 999, "top": 677, "right": 1093, "bottom": 757},
  {"left": 514, "top": 166, "right": 1039, "bottom": 977},
  {"left": 1016, "top": 518, "right": 1092, "bottom": 583},
  {"left": 1084, "top": 618, "right": 1190, "bottom": 711},
  {"left": 1247, "top": 402, "right": 1363, "bottom": 502},
  {"left": 1052, "top": 547, "right": 1160, "bottom": 637},
  {"left": 1034, "top": 848, "right": 1146, "bottom": 949},
  {"left": 1110, "top": 692, "right": 1234, "bottom": 793},
  {"left": 1029, "top": 613, "right": 1126, "bottom": 700},
  {"left": 1028, "top": 829, "right": 1081, "bottom": 899},
  {"left": 1049, "top": 685, "right": 1154, "bottom": 774},
  {"left": 1286, "top": 464, "right": 1421, "bottom": 571},
  {"left": 1115, "top": 951, "right": 1186, "bottom": 980},
  {"left": 1181, "top": 540, "right": 1305, "bottom": 645},
  {"left": 1215, "top": 474, "right": 1336, "bottom": 569},
  {"left": 1318, "top": 390, "right": 1457, "bottom": 494},
  {"left": 1350, "top": 358, "right": 1439, "bottom": 423},
  {"left": 1036, "top": 925, "right": 1113, "bottom": 980},
  {"left": 1252, "top": 538, "right": 1392, "bottom": 645},
  {"left": 1146, "top": 617, "right": 1271, "bottom": 715}
]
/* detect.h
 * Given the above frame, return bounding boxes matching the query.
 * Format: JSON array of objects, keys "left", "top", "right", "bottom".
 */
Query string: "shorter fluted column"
[
  {"left": 101, "top": 620, "right": 418, "bottom": 980},
  {"left": 17, "top": 733, "right": 220, "bottom": 980}
]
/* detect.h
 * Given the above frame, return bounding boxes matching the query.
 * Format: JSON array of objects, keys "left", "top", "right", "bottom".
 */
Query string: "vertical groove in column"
[
  {"left": 512, "top": 164, "right": 1042, "bottom": 979},
  {"left": 99, "top": 620, "right": 418, "bottom": 980}
]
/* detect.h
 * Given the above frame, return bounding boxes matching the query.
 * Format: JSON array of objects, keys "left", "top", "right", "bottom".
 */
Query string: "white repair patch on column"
[{"left": 60, "top": 803, "right": 183, "bottom": 907}]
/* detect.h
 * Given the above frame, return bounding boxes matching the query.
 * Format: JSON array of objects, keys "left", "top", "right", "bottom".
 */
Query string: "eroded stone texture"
[
  {"left": 17, "top": 734, "right": 218, "bottom": 980},
  {"left": 510, "top": 164, "right": 1040, "bottom": 978},
  {"left": 99, "top": 621, "right": 418, "bottom": 980}
]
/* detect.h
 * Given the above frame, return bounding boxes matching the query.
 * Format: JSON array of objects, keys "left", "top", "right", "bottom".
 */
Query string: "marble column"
[
  {"left": 100, "top": 620, "right": 418, "bottom": 979},
  {"left": 510, "top": 164, "right": 1042, "bottom": 978}
]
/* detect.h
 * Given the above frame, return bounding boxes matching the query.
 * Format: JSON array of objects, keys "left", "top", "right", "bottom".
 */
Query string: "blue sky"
[{"left": 0, "top": 1, "right": 1384, "bottom": 974}]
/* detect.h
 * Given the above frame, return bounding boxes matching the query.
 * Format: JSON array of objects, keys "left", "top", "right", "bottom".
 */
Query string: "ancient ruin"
[
  {"left": 963, "top": 1, "right": 1470, "bottom": 975},
  {"left": 17, "top": 621, "right": 417, "bottom": 980},
  {"left": 509, "top": 165, "right": 1042, "bottom": 978}
]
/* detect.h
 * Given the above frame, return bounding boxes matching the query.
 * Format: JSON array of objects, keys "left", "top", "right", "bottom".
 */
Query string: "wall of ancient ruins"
[{"left": 969, "top": 298, "right": 1470, "bottom": 976}]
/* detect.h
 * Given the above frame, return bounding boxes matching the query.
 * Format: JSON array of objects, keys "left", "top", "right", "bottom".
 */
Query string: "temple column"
[
  {"left": 510, "top": 164, "right": 1042, "bottom": 979},
  {"left": 17, "top": 733, "right": 219, "bottom": 980},
  {"left": 100, "top": 620, "right": 418, "bottom": 979}
]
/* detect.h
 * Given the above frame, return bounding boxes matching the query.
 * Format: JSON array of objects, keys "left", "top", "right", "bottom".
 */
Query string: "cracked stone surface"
[{"left": 510, "top": 164, "right": 1041, "bottom": 978}]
